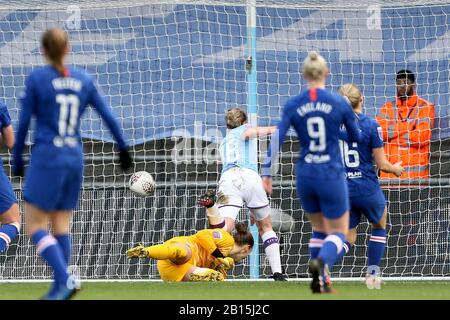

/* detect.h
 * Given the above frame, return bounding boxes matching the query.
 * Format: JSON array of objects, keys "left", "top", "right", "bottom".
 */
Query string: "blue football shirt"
[
  {"left": 13, "top": 65, "right": 127, "bottom": 170},
  {"left": 219, "top": 123, "right": 258, "bottom": 174},
  {"left": 340, "top": 112, "right": 384, "bottom": 197},
  {"left": 262, "top": 88, "right": 361, "bottom": 180}
]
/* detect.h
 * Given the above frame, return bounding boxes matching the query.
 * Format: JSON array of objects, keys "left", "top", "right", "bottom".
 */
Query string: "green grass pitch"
[{"left": 2, "top": 281, "right": 450, "bottom": 300}]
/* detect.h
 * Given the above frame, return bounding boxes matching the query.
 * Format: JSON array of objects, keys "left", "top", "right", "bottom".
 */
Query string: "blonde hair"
[
  {"left": 302, "top": 51, "right": 328, "bottom": 81},
  {"left": 338, "top": 83, "right": 362, "bottom": 110},
  {"left": 225, "top": 107, "right": 247, "bottom": 129}
]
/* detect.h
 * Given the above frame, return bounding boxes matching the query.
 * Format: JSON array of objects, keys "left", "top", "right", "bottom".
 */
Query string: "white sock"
[{"left": 261, "top": 230, "right": 282, "bottom": 274}]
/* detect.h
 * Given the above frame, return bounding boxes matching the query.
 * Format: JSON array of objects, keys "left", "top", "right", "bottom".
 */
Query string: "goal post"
[
  {"left": 246, "top": 0, "right": 260, "bottom": 280},
  {"left": 0, "top": 0, "right": 448, "bottom": 281}
]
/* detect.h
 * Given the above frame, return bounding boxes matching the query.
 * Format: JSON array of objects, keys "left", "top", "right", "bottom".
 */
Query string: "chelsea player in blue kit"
[
  {"left": 337, "top": 84, "right": 403, "bottom": 288},
  {"left": 0, "top": 103, "right": 21, "bottom": 254},
  {"left": 261, "top": 52, "right": 361, "bottom": 293},
  {"left": 13, "top": 29, "right": 132, "bottom": 300}
]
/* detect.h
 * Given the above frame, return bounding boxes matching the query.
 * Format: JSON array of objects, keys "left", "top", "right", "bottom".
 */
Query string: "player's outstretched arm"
[
  {"left": 88, "top": 79, "right": 132, "bottom": 171},
  {"left": 13, "top": 76, "right": 34, "bottom": 176},
  {"left": 241, "top": 126, "right": 277, "bottom": 139},
  {"left": 373, "top": 147, "right": 404, "bottom": 177}
]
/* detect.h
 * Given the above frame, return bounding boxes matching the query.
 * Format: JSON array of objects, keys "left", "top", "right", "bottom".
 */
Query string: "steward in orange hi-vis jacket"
[{"left": 376, "top": 70, "right": 435, "bottom": 179}]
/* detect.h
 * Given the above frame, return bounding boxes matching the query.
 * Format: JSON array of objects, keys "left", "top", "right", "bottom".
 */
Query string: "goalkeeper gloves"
[
  {"left": 119, "top": 149, "right": 133, "bottom": 172},
  {"left": 198, "top": 190, "right": 216, "bottom": 208},
  {"left": 198, "top": 190, "right": 229, "bottom": 208},
  {"left": 216, "top": 257, "right": 234, "bottom": 270},
  {"left": 126, "top": 243, "right": 148, "bottom": 259}
]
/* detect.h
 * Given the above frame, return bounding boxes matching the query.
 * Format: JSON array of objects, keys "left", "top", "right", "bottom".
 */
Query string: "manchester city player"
[
  {"left": 198, "top": 107, "right": 286, "bottom": 281},
  {"left": 13, "top": 28, "right": 132, "bottom": 300},
  {"left": 261, "top": 51, "right": 362, "bottom": 293},
  {"left": 337, "top": 83, "right": 403, "bottom": 288}
]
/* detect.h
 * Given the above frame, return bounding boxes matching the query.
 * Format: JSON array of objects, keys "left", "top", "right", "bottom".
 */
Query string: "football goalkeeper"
[{"left": 126, "top": 223, "right": 253, "bottom": 281}]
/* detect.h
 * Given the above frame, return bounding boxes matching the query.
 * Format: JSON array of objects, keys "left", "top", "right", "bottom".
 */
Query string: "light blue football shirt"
[{"left": 219, "top": 123, "right": 258, "bottom": 174}]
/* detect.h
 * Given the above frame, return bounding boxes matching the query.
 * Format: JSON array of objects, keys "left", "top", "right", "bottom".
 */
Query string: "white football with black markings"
[{"left": 129, "top": 171, "right": 156, "bottom": 196}]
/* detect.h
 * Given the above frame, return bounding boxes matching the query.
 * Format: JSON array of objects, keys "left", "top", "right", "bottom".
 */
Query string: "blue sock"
[
  {"left": 309, "top": 231, "right": 327, "bottom": 260},
  {"left": 368, "top": 229, "right": 387, "bottom": 271},
  {"left": 32, "top": 230, "right": 69, "bottom": 292},
  {"left": 336, "top": 240, "right": 352, "bottom": 264},
  {"left": 55, "top": 234, "right": 71, "bottom": 265},
  {"left": 47, "top": 234, "right": 72, "bottom": 297},
  {"left": 0, "top": 223, "right": 19, "bottom": 253},
  {"left": 318, "top": 233, "right": 346, "bottom": 268}
]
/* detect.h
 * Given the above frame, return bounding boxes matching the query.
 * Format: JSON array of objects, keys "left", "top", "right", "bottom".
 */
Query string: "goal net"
[{"left": 0, "top": 0, "right": 449, "bottom": 280}]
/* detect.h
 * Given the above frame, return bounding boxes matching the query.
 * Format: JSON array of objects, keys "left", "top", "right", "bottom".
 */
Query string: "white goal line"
[{"left": 1, "top": 277, "right": 449, "bottom": 283}]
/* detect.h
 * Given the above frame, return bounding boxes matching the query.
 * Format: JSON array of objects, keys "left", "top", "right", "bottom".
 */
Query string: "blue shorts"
[
  {"left": 297, "top": 176, "right": 349, "bottom": 219},
  {"left": 349, "top": 189, "right": 386, "bottom": 229},
  {"left": 0, "top": 167, "right": 17, "bottom": 214},
  {"left": 24, "top": 164, "right": 83, "bottom": 211}
]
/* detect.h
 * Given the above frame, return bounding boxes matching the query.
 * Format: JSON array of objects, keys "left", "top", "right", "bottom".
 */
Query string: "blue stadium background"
[{"left": 0, "top": 3, "right": 447, "bottom": 145}]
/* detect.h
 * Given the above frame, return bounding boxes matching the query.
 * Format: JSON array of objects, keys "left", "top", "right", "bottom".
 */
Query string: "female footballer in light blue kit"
[
  {"left": 13, "top": 28, "right": 132, "bottom": 300},
  {"left": 199, "top": 107, "right": 287, "bottom": 281}
]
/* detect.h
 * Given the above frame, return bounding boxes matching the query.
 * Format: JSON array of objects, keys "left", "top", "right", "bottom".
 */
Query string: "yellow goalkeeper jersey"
[
  {"left": 157, "top": 228, "right": 235, "bottom": 281},
  {"left": 174, "top": 228, "right": 234, "bottom": 269}
]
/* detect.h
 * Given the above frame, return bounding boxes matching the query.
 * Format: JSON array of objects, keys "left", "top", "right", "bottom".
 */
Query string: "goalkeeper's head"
[
  {"left": 229, "top": 222, "right": 254, "bottom": 262},
  {"left": 225, "top": 107, "right": 248, "bottom": 129}
]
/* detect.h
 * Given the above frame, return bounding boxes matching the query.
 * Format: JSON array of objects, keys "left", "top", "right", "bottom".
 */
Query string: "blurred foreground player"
[
  {"left": 0, "top": 103, "right": 20, "bottom": 254},
  {"left": 337, "top": 83, "right": 403, "bottom": 288},
  {"left": 13, "top": 28, "right": 132, "bottom": 299},
  {"left": 261, "top": 51, "right": 361, "bottom": 293},
  {"left": 127, "top": 223, "right": 253, "bottom": 281}
]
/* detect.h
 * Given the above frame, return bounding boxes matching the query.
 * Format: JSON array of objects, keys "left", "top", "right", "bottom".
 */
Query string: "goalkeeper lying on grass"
[{"left": 127, "top": 223, "right": 253, "bottom": 282}]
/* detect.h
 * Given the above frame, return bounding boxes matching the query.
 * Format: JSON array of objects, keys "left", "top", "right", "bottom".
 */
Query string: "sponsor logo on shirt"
[
  {"left": 304, "top": 153, "right": 330, "bottom": 164},
  {"left": 347, "top": 171, "right": 363, "bottom": 179}
]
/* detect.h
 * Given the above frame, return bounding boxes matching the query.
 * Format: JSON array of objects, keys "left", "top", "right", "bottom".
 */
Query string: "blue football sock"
[
  {"left": 0, "top": 223, "right": 19, "bottom": 253},
  {"left": 309, "top": 231, "right": 327, "bottom": 260},
  {"left": 55, "top": 234, "right": 71, "bottom": 265},
  {"left": 32, "top": 230, "right": 69, "bottom": 291},
  {"left": 368, "top": 229, "right": 387, "bottom": 271},
  {"left": 318, "top": 233, "right": 346, "bottom": 268},
  {"left": 336, "top": 240, "right": 352, "bottom": 263}
]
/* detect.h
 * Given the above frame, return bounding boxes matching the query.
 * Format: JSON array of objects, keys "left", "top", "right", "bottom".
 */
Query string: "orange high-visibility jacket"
[{"left": 375, "top": 94, "right": 434, "bottom": 179}]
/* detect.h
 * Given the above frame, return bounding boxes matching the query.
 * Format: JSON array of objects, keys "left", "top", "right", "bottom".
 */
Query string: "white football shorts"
[{"left": 217, "top": 167, "right": 270, "bottom": 221}]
